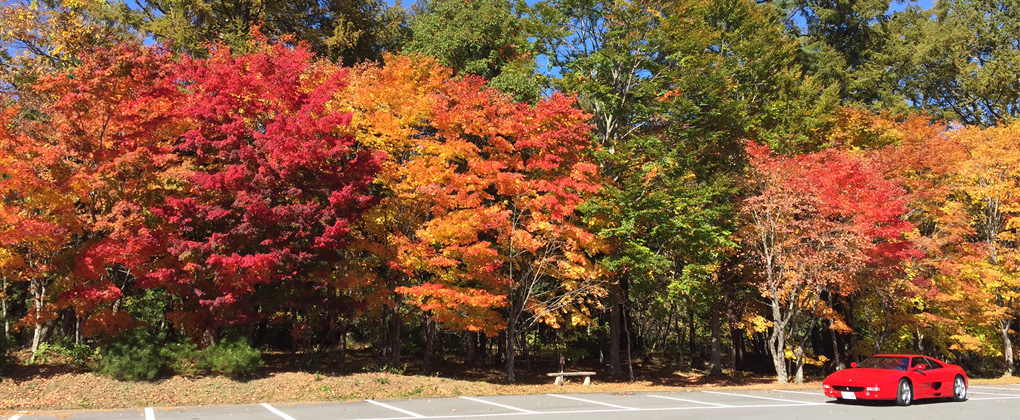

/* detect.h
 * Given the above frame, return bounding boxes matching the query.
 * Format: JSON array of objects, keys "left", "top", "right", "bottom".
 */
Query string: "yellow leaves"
[
  {"left": 951, "top": 122, "right": 1020, "bottom": 217},
  {"left": 328, "top": 53, "right": 450, "bottom": 157},
  {"left": 0, "top": 247, "right": 26, "bottom": 272},
  {"left": 783, "top": 346, "right": 828, "bottom": 366},
  {"left": 570, "top": 311, "right": 591, "bottom": 327},
  {"left": 1, "top": 0, "right": 103, "bottom": 67},
  {"left": 828, "top": 316, "right": 853, "bottom": 334},
  {"left": 948, "top": 334, "right": 995, "bottom": 355},
  {"left": 1007, "top": 216, "right": 1020, "bottom": 231},
  {"left": 737, "top": 313, "right": 772, "bottom": 335},
  {"left": 526, "top": 295, "right": 601, "bottom": 330}
]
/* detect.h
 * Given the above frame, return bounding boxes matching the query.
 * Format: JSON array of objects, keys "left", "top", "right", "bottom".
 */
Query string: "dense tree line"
[{"left": 1, "top": 0, "right": 1018, "bottom": 384}]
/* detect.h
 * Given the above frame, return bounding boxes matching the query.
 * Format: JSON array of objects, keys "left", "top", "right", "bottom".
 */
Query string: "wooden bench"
[{"left": 546, "top": 371, "right": 596, "bottom": 385}]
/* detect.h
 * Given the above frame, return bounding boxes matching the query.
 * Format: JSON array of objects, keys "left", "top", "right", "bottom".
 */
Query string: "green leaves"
[{"left": 405, "top": 0, "right": 540, "bottom": 102}]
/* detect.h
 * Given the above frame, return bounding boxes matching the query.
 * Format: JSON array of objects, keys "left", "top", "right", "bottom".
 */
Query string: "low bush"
[
  {"left": 93, "top": 330, "right": 262, "bottom": 380},
  {"left": 163, "top": 341, "right": 201, "bottom": 376},
  {"left": 32, "top": 338, "right": 95, "bottom": 370},
  {"left": 196, "top": 335, "right": 262, "bottom": 378},
  {"left": 96, "top": 330, "right": 165, "bottom": 381}
]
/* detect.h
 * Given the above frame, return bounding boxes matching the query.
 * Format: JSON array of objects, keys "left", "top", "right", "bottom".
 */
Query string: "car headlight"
[
  {"left": 823, "top": 384, "right": 831, "bottom": 389},
  {"left": 866, "top": 386, "right": 880, "bottom": 392}
]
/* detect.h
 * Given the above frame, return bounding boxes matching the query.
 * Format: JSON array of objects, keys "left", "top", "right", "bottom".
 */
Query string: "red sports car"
[{"left": 822, "top": 354, "right": 968, "bottom": 406}]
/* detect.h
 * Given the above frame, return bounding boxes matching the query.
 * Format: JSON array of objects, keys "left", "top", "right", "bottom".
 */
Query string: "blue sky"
[{"left": 386, "top": 0, "right": 938, "bottom": 13}]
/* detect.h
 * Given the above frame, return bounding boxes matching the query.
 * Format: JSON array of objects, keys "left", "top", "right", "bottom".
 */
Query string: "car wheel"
[
  {"left": 896, "top": 378, "right": 913, "bottom": 406},
  {"left": 952, "top": 375, "right": 967, "bottom": 402}
]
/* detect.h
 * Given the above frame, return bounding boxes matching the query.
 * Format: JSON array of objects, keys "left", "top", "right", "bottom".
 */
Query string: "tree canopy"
[{"left": 1, "top": 0, "right": 1019, "bottom": 384}]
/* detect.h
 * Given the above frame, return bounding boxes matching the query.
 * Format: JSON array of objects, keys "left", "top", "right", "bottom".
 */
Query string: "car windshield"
[{"left": 858, "top": 356, "right": 909, "bottom": 370}]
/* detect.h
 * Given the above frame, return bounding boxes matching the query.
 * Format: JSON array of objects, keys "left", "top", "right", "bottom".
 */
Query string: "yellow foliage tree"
[{"left": 951, "top": 122, "right": 1020, "bottom": 376}]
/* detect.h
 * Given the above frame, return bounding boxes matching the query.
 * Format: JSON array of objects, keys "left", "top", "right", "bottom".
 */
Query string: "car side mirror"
[
  {"left": 850, "top": 362, "right": 857, "bottom": 368},
  {"left": 913, "top": 364, "right": 926, "bottom": 371}
]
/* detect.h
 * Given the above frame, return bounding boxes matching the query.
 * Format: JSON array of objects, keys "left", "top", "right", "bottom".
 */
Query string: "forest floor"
[{"left": 2, "top": 348, "right": 1019, "bottom": 411}]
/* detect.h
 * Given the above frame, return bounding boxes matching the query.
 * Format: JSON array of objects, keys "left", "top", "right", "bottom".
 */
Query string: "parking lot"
[{"left": 8, "top": 383, "right": 1020, "bottom": 420}]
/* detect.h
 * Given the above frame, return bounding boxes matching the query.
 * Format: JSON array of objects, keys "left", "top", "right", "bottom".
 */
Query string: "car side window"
[
  {"left": 913, "top": 357, "right": 932, "bottom": 370},
  {"left": 925, "top": 358, "right": 943, "bottom": 369},
  {"left": 895, "top": 358, "right": 909, "bottom": 370}
]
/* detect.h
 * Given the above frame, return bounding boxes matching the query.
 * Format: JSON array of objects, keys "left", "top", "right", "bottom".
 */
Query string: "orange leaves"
[
  {"left": 80, "top": 308, "right": 134, "bottom": 339},
  {"left": 332, "top": 53, "right": 451, "bottom": 156},
  {"left": 336, "top": 54, "right": 602, "bottom": 334},
  {"left": 395, "top": 283, "right": 506, "bottom": 334}
]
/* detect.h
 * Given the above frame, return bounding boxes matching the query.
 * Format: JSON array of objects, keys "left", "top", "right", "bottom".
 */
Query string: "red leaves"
[
  {"left": 744, "top": 141, "right": 916, "bottom": 298},
  {"left": 0, "top": 37, "right": 386, "bottom": 337},
  {"left": 136, "top": 40, "right": 384, "bottom": 333},
  {"left": 2, "top": 37, "right": 603, "bottom": 343}
]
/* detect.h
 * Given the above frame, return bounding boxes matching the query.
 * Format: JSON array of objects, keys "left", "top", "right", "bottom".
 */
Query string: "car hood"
[{"left": 824, "top": 368, "right": 903, "bottom": 384}]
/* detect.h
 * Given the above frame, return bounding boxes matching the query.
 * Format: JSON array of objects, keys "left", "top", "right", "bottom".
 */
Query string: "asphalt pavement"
[{"left": 8, "top": 383, "right": 1020, "bottom": 420}]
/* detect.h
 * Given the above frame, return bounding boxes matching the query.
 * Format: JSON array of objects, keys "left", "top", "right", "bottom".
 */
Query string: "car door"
[
  {"left": 924, "top": 357, "right": 953, "bottom": 396},
  {"left": 909, "top": 357, "right": 936, "bottom": 398}
]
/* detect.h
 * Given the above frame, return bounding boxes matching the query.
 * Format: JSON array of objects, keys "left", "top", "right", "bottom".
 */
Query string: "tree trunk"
[
  {"left": 688, "top": 305, "right": 696, "bottom": 364},
  {"left": 423, "top": 318, "right": 435, "bottom": 372},
  {"left": 623, "top": 302, "right": 634, "bottom": 382},
  {"left": 916, "top": 328, "right": 924, "bottom": 354},
  {"left": 506, "top": 318, "right": 517, "bottom": 384},
  {"left": 793, "top": 345, "right": 805, "bottom": 384},
  {"left": 609, "top": 282, "right": 621, "bottom": 376},
  {"left": 466, "top": 331, "right": 478, "bottom": 366},
  {"left": 731, "top": 327, "right": 744, "bottom": 372},
  {"left": 31, "top": 323, "right": 42, "bottom": 362},
  {"left": 1002, "top": 321, "right": 1014, "bottom": 377},
  {"left": 598, "top": 315, "right": 607, "bottom": 364},
  {"left": 479, "top": 332, "right": 487, "bottom": 363},
  {"left": 722, "top": 269, "right": 742, "bottom": 371},
  {"left": 338, "top": 320, "right": 348, "bottom": 365},
  {"left": 769, "top": 330, "right": 788, "bottom": 383},
  {"left": 388, "top": 301, "right": 402, "bottom": 366},
  {"left": 29, "top": 281, "right": 45, "bottom": 362},
  {"left": 829, "top": 324, "right": 844, "bottom": 371},
  {"left": 676, "top": 312, "right": 686, "bottom": 370},
  {"left": 768, "top": 301, "right": 788, "bottom": 384},
  {"left": 709, "top": 305, "right": 723, "bottom": 376},
  {"left": 1, "top": 276, "right": 8, "bottom": 337},
  {"left": 496, "top": 330, "right": 506, "bottom": 365}
]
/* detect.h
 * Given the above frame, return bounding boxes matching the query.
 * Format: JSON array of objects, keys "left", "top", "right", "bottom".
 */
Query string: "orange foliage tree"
[
  {"left": 871, "top": 113, "right": 994, "bottom": 359},
  {"left": 333, "top": 54, "right": 605, "bottom": 382},
  {"left": 1, "top": 41, "right": 188, "bottom": 349}
]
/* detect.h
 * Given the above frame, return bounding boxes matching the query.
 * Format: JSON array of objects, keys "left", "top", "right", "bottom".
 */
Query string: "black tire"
[
  {"left": 896, "top": 378, "right": 913, "bottom": 406},
  {"left": 952, "top": 375, "right": 967, "bottom": 402}
]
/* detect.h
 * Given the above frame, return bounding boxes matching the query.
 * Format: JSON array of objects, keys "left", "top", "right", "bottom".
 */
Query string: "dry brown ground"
[{"left": 1, "top": 349, "right": 1017, "bottom": 413}]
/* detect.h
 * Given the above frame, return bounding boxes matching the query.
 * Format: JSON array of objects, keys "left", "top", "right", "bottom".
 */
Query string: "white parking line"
[
  {"left": 261, "top": 403, "right": 298, "bottom": 420},
  {"left": 701, "top": 390, "right": 819, "bottom": 405},
  {"left": 970, "top": 385, "right": 1020, "bottom": 392},
  {"left": 546, "top": 394, "right": 638, "bottom": 410},
  {"left": 774, "top": 390, "right": 824, "bottom": 396},
  {"left": 145, "top": 407, "right": 155, "bottom": 420},
  {"left": 648, "top": 394, "right": 732, "bottom": 407},
  {"left": 7, "top": 412, "right": 26, "bottom": 420},
  {"left": 335, "top": 402, "right": 839, "bottom": 420},
  {"left": 968, "top": 396, "right": 1020, "bottom": 401},
  {"left": 366, "top": 399, "right": 427, "bottom": 418},
  {"left": 459, "top": 396, "right": 538, "bottom": 413},
  {"left": 969, "top": 391, "right": 1020, "bottom": 397}
]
